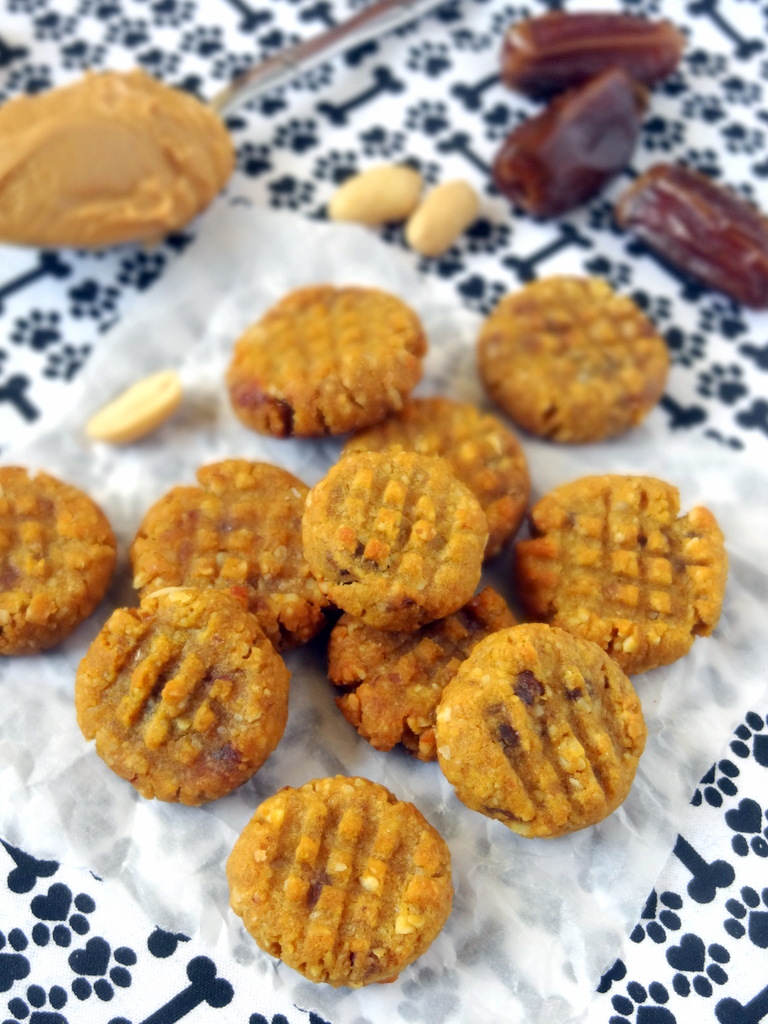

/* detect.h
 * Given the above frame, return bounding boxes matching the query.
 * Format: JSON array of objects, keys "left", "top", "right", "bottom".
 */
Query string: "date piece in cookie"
[
  {"left": 0, "top": 466, "right": 117, "bottom": 655},
  {"left": 75, "top": 587, "right": 290, "bottom": 805},
  {"left": 227, "top": 775, "right": 453, "bottom": 987},
  {"left": 226, "top": 284, "right": 427, "bottom": 437},
  {"left": 435, "top": 622, "right": 647, "bottom": 837},
  {"left": 329, "top": 587, "right": 516, "bottom": 760},
  {"left": 343, "top": 396, "right": 530, "bottom": 559},
  {"left": 515, "top": 474, "right": 727, "bottom": 674},
  {"left": 302, "top": 450, "right": 488, "bottom": 631},
  {"left": 477, "top": 276, "right": 669, "bottom": 443},
  {"left": 130, "top": 460, "right": 328, "bottom": 651}
]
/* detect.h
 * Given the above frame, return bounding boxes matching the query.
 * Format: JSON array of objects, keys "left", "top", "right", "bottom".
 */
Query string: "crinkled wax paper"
[{"left": 1, "top": 207, "right": 767, "bottom": 1024}]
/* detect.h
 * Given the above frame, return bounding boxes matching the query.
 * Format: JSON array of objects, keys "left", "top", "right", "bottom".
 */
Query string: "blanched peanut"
[
  {"left": 328, "top": 164, "right": 423, "bottom": 225},
  {"left": 86, "top": 369, "right": 182, "bottom": 444},
  {"left": 405, "top": 179, "right": 480, "bottom": 256}
]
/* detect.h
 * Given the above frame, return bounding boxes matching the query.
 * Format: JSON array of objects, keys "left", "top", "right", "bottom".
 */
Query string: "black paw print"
[
  {"left": 5, "top": 63, "right": 52, "bottom": 94},
  {"left": 456, "top": 274, "right": 506, "bottom": 316},
  {"left": 642, "top": 115, "right": 686, "bottom": 153},
  {"left": 450, "top": 25, "right": 492, "bottom": 53},
  {"left": 6, "top": 983, "right": 68, "bottom": 1023},
  {"left": 697, "top": 364, "right": 747, "bottom": 405},
  {"left": 210, "top": 53, "right": 254, "bottom": 83},
  {"left": 724, "top": 886, "right": 768, "bottom": 947},
  {"left": 698, "top": 297, "right": 747, "bottom": 340},
  {"left": 117, "top": 251, "right": 166, "bottom": 291},
  {"left": 584, "top": 255, "right": 632, "bottom": 289},
  {"left": 726, "top": 798, "right": 768, "bottom": 858},
  {"left": 68, "top": 280, "right": 119, "bottom": 321},
  {"left": 137, "top": 47, "right": 180, "bottom": 79},
  {"left": 682, "top": 147, "right": 723, "bottom": 179},
  {"left": 33, "top": 11, "right": 76, "bottom": 40},
  {"left": 685, "top": 49, "right": 727, "bottom": 79},
  {"left": 313, "top": 150, "right": 358, "bottom": 185},
  {"left": 597, "top": 956, "right": 626, "bottom": 994},
  {"left": 273, "top": 118, "right": 319, "bottom": 154},
  {"left": 630, "top": 889, "right": 683, "bottom": 944},
  {"left": 267, "top": 175, "right": 315, "bottom": 211},
  {"left": 61, "top": 39, "right": 106, "bottom": 69},
  {"left": 237, "top": 141, "right": 272, "bottom": 178},
  {"left": 44, "top": 344, "right": 91, "bottom": 382},
  {"left": 736, "top": 398, "right": 768, "bottom": 438},
  {"left": 722, "top": 74, "right": 762, "bottom": 107},
  {"left": 405, "top": 99, "right": 450, "bottom": 137},
  {"left": 483, "top": 102, "right": 520, "bottom": 141},
  {"left": 147, "top": 0, "right": 195, "bottom": 28},
  {"left": 629, "top": 290, "right": 673, "bottom": 324},
  {"left": 180, "top": 24, "right": 224, "bottom": 57},
  {"left": 0, "top": 929, "right": 30, "bottom": 992},
  {"left": 739, "top": 342, "right": 768, "bottom": 372},
  {"left": 664, "top": 326, "right": 706, "bottom": 368},
  {"left": 292, "top": 62, "right": 334, "bottom": 93},
  {"left": 692, "top": 759, "right": 740, "bottom": 808},
  {"left": 30, "top": 884, "right": 94, "bottom": 949},
  {"left": 359, "top": 126, "right": 406, "bottom": 159},
  {"left": 105, "top": 18, "right": 151, "bottom": 48},
  {"left": 464, "top": 218, "right": 511, "bottom": 256},
  {"left": 607, "top": 980, "right": 675, "bottom": 1022},
  {"left": 667, "top": 934, "right": 729, "bottom": 997},
  {"left": 721, "top": 123, "right": 764, "bottom": 157},
  {"left": 406, "top": 41, "right": 452, "bottom": 78},
  {"left": 730, "top": 711, "right": 768, "bottom": 766},
  {"left": 10, "top": 311, "right": 61, "bottom": 352},
  {"left": 69, "top": 938, "right": 136, "bottom": 1001},
  {"left": 682, "top": 92, "right": 726, "bottom": 124}
]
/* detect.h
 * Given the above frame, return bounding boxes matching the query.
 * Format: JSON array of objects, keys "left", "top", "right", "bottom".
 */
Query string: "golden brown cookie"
[
  {"left": 476, "top": 276, "right": 670, "bottom": 443},
  {"left": 515, "top": 474, "right": 727, "bottom": 674},
  {"left": 435, "top": 622, "right": 647, "bottom": 837},
  {"left": 329, "top": 587, "right": 516, "bottom": 760},
  {"left": 226, "top": 775, "right": 453, "bottom": 987},
  {"left": 226, "top": 284, "right": 427, "bottom": 437},
  {"left": 75, "top": 587, "right": 290, "bottom": 805},
  {"left": 0, "top": 466, "right": 116, "bottom": 655},
  {"left": 130, "top": 460, "right": 328, "bottom": 651},
  {"left": 302, "top": 450, "right": 488, "bottom": 631},
  {"left": 343, "top": 396, "right": 530, "bottom": 559}
]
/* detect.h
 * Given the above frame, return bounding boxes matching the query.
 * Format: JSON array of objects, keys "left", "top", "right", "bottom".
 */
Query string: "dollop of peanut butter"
[{"left": 0, "top": 69, "right": 235, "bottom": 247}]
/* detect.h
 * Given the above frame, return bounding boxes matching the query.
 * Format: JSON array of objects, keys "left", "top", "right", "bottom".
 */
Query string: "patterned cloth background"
[{"left": 0, "top": 1, "right": 767, "bottom": 1023}]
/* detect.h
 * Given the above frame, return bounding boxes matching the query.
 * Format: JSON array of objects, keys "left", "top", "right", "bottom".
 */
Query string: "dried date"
[
  {"left": 500, "top": 11, "right": 685, "bottom": 99},
  {"left": 492, "top": 68, "right": 646, "bottom": 219},
  {"left": 615, "top": 163, "right": 768, "bottom": 309}
]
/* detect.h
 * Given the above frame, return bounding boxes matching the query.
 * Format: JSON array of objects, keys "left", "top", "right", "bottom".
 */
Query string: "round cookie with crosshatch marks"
[
  {"left": 302, "top": 450, "right": 488, "bottom": 632},
  {"left": 226, "top": 775, "right": 453, "bottom": 987},
  {"left": 75, "top": 587, "right": 290, "bottom": 805},
  {"left": 476, "top": 276, "right": 670, "bottom": 443},
  {"left": 435, "top": 622, "right": 647, "bottom": 838},
  {"left": 329, "top": 587, "right": 516, "bottom": 761},
  {"left": 0, "top": 466, "right": 117, "bottom": 655},
  {"left": 515, "top": 474, "right": 727, "bottom": 675},
  {"left": 130, "top": 460, "right": 328, "bottom": 651},
  {"left": 226, "top": 284, "right": 427, "bottom": 438},
  {"left": 342, "top": 396, "right": 530, "bottom": 559}
]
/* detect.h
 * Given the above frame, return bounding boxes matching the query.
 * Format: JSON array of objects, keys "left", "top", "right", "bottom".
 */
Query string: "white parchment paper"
[{"left": 1, "top": 206, "right": 767, "bottom": 1024}]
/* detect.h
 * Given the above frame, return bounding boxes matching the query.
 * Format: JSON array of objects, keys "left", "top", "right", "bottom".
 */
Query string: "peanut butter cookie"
[
  {"left": 435, "top": 622, "right": 647, "bottom": 837},
  {"left": 476, "top": 276, "right": 669, "bottom": 443},
  {"left": 515, "top": 474, "right": 727, "bottom": 674},
  {"left": 226, "top": 284, "right": 427, "bottom": 437},
  {"left": 226, "top": 775, "right": 453, "bottom": 987},
  {"left": 0, "top": 466, "right": 116, "bottom": 655},
  {"left": 130, "top": 460, "right": 328, "bottom": 651},
  {"left": 302, "top": 451, "right": 488, "bottom": 631},
  {"left": 75, "top": 587, "right": 290, "bottom": 805},
  {"left": 343, "top": 396, "right": 530, "bottom": 559},
  {"left": 329, "top": 587, "right": 516, "bottom": 760}
]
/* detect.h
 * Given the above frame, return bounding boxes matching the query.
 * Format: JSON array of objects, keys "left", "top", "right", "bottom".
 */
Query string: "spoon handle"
[{"left": 209, "top": 0, "right": 443, "bottom": 114}]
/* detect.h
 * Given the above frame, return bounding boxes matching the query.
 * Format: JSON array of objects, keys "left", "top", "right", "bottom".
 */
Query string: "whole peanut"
[
  {"left": 328, "top": 164, "right": 423, "bottom": 225},
  {"left": 86, "top": 369, "right": 183, "bottom": 444},
  {"left": 405, "top": 179, "right": 480, "bottom": 256}
]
